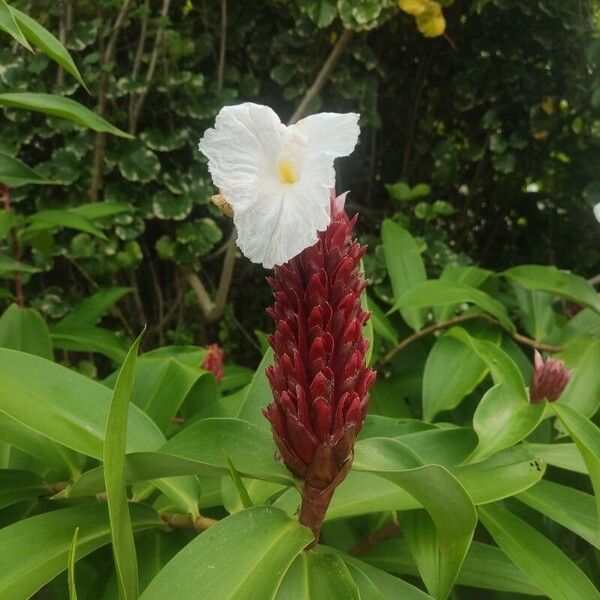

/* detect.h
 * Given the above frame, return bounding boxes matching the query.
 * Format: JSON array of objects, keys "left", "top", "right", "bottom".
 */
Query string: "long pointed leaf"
[
  {"left": 478, "top": 503, "right": 600, "bottom": 600},
  {"left": 104, "top": 332, "right": 145, "bottom": 599}
]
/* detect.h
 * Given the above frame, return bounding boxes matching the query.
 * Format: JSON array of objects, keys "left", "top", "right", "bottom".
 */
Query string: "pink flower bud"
[
  {"left": 263, "top": 192, "right": 375, "bottom": 546},
  {"left": 530, "top": 350, "right": 572, "bottom": 403},
  {"left": 202, "top": 344, "right": 224, "bottom": 382}
]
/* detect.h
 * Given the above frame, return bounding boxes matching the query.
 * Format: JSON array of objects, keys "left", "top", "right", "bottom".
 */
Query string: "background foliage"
[
  {"left": 0, "top": 0, "right": 598, "bottom": 366},
  {"left": 0, "top": 1, "right": 599, "bottom": 599}
]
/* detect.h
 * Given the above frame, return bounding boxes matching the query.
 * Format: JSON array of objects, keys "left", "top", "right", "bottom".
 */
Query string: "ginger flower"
[{"left": 198, "top": 103, "right": 360, "bottom": 268}]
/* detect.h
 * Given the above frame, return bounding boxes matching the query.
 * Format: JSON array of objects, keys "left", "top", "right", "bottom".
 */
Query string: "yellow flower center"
[{"left": 277, "top": 155, "right": 299, "bottom": 184}]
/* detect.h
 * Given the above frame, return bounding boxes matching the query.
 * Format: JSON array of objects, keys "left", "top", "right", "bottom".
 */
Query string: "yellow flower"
[
  {"left": 398, "top": 0, "right": 429, "bottom": 16},
  {"left": 415, "top": 2, "right": 446, "bottom": 37}
]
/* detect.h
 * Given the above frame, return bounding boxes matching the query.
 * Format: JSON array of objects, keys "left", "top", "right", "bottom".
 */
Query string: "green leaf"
[
  {"left": 104, "top": 332, "right": 144, "bottom": 600},
  {"left": 447, "top": 327, "right": 526, "bottom": 395},
  {"left": 51, "top": 326, "right": 128, "bottom": 362},
  {"left": 10, "top": 7, "right": 87, "bottom": 89},
  {"left": 66, "top": 418, "right": 293, "bottom": 497},
  {"left": 0, "top": 209, "right": 16, "bottom": 239},
  {"left": 0, "top": 412, "right": 81, "bottom": 478},
  {"left": 552, "top": 402, "right": 600, "bottom": 525},
  {"left": 0, "top": 348, "right": 165, "bottom": 459},
  {"left": 0, "top": 256, "right": 40, "bottom": 276},
  {"left": 451, "top": 447, "right": 546, "bottom": 504},
  {"left": 124, "top": 356, "right": 217, "bottom": 431},
  {"left": 422, "top": 335, "right": 488, "bottom": 422},
  {"left": 526, "top": 442, "right": 587, "bottom": 473},
  {"left": 236, "top": 349, "right": 274, "bottom": 429},
  {"left": 353, "top": 438, "right": 477, "bottom": 550},
  {"left": 363, "top": 539, "right": 541, "bottom": 595},
  {"left": 0, "top": 469, "right": 48, "bottom": 509},
  {"left": 276, "top": 548, "right": 360, "bottom": 599},
  {"left": 367, "top": 294, "right": 398, "bottom": 344},
  {"left": 512, "top": 286, "right": 557, "bottom": 341},
  {"left": 55, "top": 287, "right": 132, "bottom": 330},
  {"left": 405, "top": 510, "right": 472, "bottom": 600},
  {"left": 554, "top": 338, "right": 600, "bottom": 417},
  {"left": 0, "top": 504, "right": 160, "bottom": 600},
  {"left": 140, "top": 507, "right": 312, "bottom": 600},
  {"left": 27, "top": 209, "right": 106, "bottom": 239},
  {"left": 361, "top": 264, "right": 374, "bottom": 365},
  {"left": 71, "top": 201, "right": 132, "bottom": 220},
  {"left": 224, "top": 452, "right": 254, "bottom": 509},
  {"left": 298, "top": 0, "right": 338, "bottom": 28},
  {"left": 0, "top": 93, "right": 132, "bottom": 138},
  {"left": 434, "top": 265, "right": 492, "bottom": 323},
  {"left": 119, "top": 141, "right": 161, "bottom": 182},
  {"left": 478, "top": 503, "right": 600, "bottom": 600},
  {"left": 338, "top": 551, "right": 434, "bottom": 599},
  {"left": 517, "top": 479, "right": 600, "bottom": 549},
  {"left": 381, "top": 219, "right": 427, "bottom": 330},
  {"left": 393, "top": 281, "right": 514, "bottom": 332},
  {"left": 467, "top": 383, "right": 545, "bottom": 464},
  {"left": 0, "top": 151, "right": 56, "bottom": 187},
  {"left": 304, "top": 445, "right": 545, "bottom": 522},
  {"left": 0, "top": 304, "right": 53, "bottom": 359},
  {"left": 502, "top": 265, "right": 600, "bottom": 313},
  {"left": 68, "top": 528, "right": 79, "bottom": 600},
  {"left": 0, "top": 0, "right": 31, "bottom": 50}
]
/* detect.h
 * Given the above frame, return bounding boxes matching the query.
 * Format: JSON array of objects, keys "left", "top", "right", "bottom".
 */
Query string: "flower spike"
[{"left": 263, "top": 192, "right": 376, "bottom": 547}]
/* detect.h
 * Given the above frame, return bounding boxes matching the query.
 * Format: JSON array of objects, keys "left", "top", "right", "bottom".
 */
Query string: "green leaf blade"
[
  {"left": 104, "top": 332, "right": 145, "bottom": 600},
  {"left": 478, "top": 503, "right": 600, "bottom": 600}
]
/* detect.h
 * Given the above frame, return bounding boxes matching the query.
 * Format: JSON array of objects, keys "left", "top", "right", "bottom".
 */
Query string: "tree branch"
[
  {"left": 379, "top": 312, "right": 564, "bottom": 368},
  {"left": 128, "top": 0, "right": 150, "bottom": 129},
  {"left": 129, "top": 0, "right": 171, "bottom": 135},
  {"left": 88, "top": 0, "right": 134, "bottom": 202},
  {"left": 288, "top": 28, "right": 354, "bottom": 125},
  {"left": 186, "top": 231, "right": 237, "bottom": 323}
]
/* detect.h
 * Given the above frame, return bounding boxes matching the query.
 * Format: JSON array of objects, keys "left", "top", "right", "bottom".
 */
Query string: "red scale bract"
[{"left": 263, "top": 194, "right": 376, "bottom": 546}]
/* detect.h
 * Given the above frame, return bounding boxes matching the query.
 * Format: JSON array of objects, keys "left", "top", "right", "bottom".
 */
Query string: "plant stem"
[
  {"left": 288, "top": 28, "right": 354, "bottom": 125},
  {"left": 379, "top": 312, "right": 563, "bottom": 367},
  {"left": 0, "top": 185, "right": 24, "bottom": 307},
  {"left": 349, "top": 522, "right": 400, "bottom": 556},
  {"left": 160, "top": 511, "right": 218, "bottom": 531}
]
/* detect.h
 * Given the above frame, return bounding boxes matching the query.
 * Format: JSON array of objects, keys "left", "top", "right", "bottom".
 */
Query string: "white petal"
[
  {"left": 292, "top": 112, "right": 360, "bottom": 157},
  {"left": 198, "top": 103, "right": 284, "bottom": 213},
  {"left": 234, "top": 156, "right": 333, "bottom": 268},
  {"left": 594, "top": 202, "right": 600, "bottom": 223}
]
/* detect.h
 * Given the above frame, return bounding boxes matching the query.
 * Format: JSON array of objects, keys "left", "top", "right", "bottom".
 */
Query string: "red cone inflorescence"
[
  {"left": 202, "top": 343, "right": 224, "bottom": 382},
  {"left": 263, "top": 192, "right": 376, "bottom": 546},
  {"left": 530, "top": 350, "right": 572, "bottom": 403}
]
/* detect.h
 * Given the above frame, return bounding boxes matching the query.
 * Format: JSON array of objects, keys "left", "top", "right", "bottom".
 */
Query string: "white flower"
[
  {"left": 594, "top": 202, "right": 600, "bottom": 223},
  {"left": 198, "top": 102, "right": 359, "bottom": 268}
]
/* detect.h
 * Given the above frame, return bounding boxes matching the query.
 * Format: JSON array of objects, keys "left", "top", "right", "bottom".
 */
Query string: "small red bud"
[{"left": 530, "top": 350, "right": 572, "bottom": 403}]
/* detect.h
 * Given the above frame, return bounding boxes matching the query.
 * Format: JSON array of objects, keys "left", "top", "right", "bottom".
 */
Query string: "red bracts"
[
  {"left": 263, "top": 193, "right": 376, "bottom": 546},
  {"left": 530, "top": 350, "right": 572, "bottom": 404},
  {"left": 202, "top": 344, "right": 224, "bottom": 383}
]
